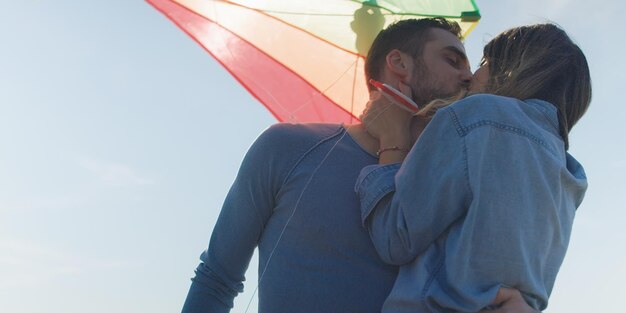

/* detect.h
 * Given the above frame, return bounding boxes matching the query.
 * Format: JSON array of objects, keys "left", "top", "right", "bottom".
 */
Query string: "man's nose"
[{"left": 460, "top": 68, "right": 472, "bottom": 86}]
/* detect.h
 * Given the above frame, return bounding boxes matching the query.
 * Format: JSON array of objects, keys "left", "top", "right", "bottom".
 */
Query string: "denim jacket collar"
[{"left": 527, "top": 99, "right": 560, "bottom": 132}]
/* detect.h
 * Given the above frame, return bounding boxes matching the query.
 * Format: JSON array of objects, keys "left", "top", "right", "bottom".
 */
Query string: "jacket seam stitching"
[{"left": 460, "top": 120, "right": 559, "bottom": 157}]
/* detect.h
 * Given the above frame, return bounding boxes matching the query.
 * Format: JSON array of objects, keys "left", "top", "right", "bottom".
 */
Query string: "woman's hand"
[
  {"left": 360, "top": 81, "right": 419, "bottom": 164},
  {"left": 360, "top": 89, "right": 413, "bottom": 145}
]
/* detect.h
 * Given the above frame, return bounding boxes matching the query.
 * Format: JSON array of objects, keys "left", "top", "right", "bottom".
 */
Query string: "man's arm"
[{"left": 182, "top": 126, "right": 285, "bottom": 313}]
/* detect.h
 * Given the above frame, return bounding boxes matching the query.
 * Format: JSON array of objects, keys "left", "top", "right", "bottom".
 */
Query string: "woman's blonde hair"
[
  {"left": 482, "top": 23, "right": 591, "bottom": 149},
  {"left": 418, "top": 24, "right": 592, "bottom": 150}
]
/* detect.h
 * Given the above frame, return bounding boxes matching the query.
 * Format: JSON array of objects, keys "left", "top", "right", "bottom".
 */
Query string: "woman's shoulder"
[
  {"left": 445, "top": 94, "right": 529, "bottom": 122},
  {"left": 450, "top": 93, "right": 521, "bottom": 111}
]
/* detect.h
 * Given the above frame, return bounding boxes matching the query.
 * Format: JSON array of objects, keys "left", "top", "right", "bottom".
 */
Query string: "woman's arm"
[{"left": 356, "top": 107, "right": 471, "bottom": 264}]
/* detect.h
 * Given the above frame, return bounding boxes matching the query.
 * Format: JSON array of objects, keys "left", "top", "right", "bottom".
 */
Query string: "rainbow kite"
[{"left": 147, "top": 0, "right": 481, "bottom": 123}]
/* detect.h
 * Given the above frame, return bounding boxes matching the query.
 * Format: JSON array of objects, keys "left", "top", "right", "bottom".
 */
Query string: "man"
[{"left": 182, "top": 18, "right": 534, "bottom": 313}]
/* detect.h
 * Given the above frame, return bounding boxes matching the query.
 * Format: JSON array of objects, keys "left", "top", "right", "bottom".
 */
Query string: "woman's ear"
[{"left": 385, "top": 49, "right": 413, "bottom": 78}]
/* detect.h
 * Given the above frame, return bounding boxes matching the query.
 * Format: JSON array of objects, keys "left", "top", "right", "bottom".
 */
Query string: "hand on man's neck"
[
  {"left": 345, "top": 124, "right": 380, "bottom": 156},
  {"left": 346, "top": 119, "right": 423, "bottom": 158}
]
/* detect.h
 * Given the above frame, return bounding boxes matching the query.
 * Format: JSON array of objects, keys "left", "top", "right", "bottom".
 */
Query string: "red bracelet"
[{"left": 376, "top": 146, "right": 409, "bottom": 157}]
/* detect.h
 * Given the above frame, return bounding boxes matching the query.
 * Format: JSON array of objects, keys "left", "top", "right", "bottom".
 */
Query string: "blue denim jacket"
[{"left": 356, "top": 94, "right": 587, "bottom": 312}]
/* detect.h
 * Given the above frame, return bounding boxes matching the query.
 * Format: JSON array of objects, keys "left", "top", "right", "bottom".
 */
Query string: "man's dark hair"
[{"left": 364, "top": 18, "right": 463, "bottom": 90}]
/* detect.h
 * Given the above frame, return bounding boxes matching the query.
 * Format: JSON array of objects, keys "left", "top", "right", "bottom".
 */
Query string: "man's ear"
[{"left": 385, "top": 49, "right": 413, "bottom": 78}]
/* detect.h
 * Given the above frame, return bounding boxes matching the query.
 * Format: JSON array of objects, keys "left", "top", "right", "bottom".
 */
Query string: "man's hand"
[{"left": 480, "top": 287, "right": 541, "bottom": 313}]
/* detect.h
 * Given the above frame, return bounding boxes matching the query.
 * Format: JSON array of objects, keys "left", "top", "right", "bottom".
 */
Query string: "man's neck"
[
  {"left": 345, "top": 124, "right": 379, "bottom": 156},
  {"left": 346, "top": 120, "right": 420, "bottom": 156}
]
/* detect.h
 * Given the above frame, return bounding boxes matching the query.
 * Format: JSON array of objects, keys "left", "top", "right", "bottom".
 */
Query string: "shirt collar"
[{"left": 527, "top": 99, "right": 560, "bottom": 131}]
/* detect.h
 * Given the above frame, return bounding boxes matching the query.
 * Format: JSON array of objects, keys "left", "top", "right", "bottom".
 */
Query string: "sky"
[{"left": 1, "top": 0, "right": 625, "bottom": 312}]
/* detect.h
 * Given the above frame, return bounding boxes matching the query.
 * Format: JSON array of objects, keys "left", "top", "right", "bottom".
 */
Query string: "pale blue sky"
[{"left": 1, "top": 1, "right": 624, "bottom": 312}]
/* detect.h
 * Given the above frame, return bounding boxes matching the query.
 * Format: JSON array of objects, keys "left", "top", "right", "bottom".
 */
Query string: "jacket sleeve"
[
  {"left": 356, "top": 107, "right": 471, "bottom": 265},
  {"left": 182, "top": 125, "right": 286, "bottom": 313}
]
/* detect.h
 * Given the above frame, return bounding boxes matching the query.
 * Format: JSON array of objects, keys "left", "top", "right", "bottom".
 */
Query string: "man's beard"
[{"left": 410, "top": 63, "right": 460, "bottom": 106}]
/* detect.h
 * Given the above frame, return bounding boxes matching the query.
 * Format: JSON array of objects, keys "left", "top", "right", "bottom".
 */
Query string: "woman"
[{"left": 357, "top": 23, "right": 591, "bottom": 312}]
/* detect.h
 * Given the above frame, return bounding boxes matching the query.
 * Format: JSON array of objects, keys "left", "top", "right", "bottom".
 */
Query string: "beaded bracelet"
[{"left": 376, "top": 146, "right": 409, "bottom": 157}]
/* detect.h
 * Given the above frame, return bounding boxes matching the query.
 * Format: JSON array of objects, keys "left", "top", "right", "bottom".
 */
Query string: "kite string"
[
  {"left": 239, "top": 100, "right": 397, "bottom": 311},
  {"left": 213, "top": 1, "right": 359, "bottom": 122},
  {"left": 349, "top": 56, "right": 359, "bottom": 124},
  {"left": 238, "top": 85, "right": 397, "bottom": 312},
  {"left": 211, "top": 3, "right": 373, "bottom": 309},
  {"left": 213, "top": 2, "right": 362, "bottom": 122},
  {"left": 288, "top": 58, "right": 361, "bottom": 120},
  {"left": 243, "top": 125, "right": 353, "bottom": 313}
]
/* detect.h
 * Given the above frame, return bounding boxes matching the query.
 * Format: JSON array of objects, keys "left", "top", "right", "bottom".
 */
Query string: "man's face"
[{"left": 407, "top": 28, "right": 472, "bottom": 104}]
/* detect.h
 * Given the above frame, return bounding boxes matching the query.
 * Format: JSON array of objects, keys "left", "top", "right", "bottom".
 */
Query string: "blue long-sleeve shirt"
[
  {"left": 356, "top": 94, "right": 587, "bottom": 312},
  {"left": 182, "top": 123, "right": 397, "bottom": 313}
]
